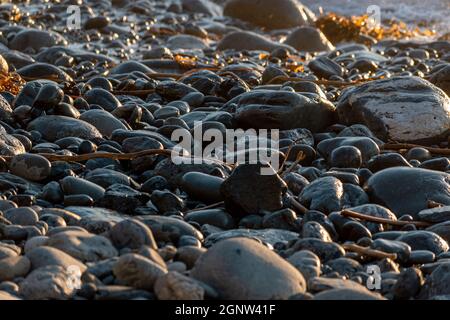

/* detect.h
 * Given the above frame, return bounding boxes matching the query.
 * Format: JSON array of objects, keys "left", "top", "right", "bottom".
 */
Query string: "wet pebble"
[
  {"left": 330, "top": 146, "right": 362, "bottom": 168},
  {"left": 180, "top": 172, "right": 224, "bottom": 204},
  {"left": 220, "top": 164, "right": 286, "bottom": 216},
  {"left": 396, "top": 231, "right": 449, "bottom": 255}
]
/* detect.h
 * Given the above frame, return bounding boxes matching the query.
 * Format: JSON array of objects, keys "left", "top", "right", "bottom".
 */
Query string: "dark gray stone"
[
  {"left": 221, "top": 164, "right": 286, "bottom": 216},
  {"left": 222, "top": 90, "right": 336, "bottom": 132},
  {"left": 397, "top": 231, "right": 448, "bottom": 255},
  {"left": 27, "top": 116, "right": 102, "bottom": 142},
  {"left": 191, "top": 238, "right": 307, "bottom": 299},
  {"left": 366, "top": 167, "right": 450, "bottom": 218},
  {"left": 299, "top": 176, "right": 343, "bottom": 214}
]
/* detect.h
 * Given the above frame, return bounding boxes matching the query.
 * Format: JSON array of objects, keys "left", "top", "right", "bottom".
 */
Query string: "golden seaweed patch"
[
  {"left": 316, "top": 13, "right": 436, "bottom": 44},
  {"left": 0, "top": 72, "right": 25, "bottom": 95}
]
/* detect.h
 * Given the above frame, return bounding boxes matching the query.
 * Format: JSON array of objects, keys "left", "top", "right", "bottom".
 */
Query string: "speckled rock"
[
  {"left": 299, "top": 176, "right": 343, "bottom": 214},
  {"left": 9, "top": 153, "right": 51, "bottom": 182},
  {"left": 154, "top": 271, "right": 205, "bottom": 300},
  {"left": 25, "top": 246, "right": 86, "bottom": 272},
  {"left": 113, "top": 253, "right": 167, "bottom": 290},
  {"left": 337, "top": 76, "right": 450, "bottom": 143},
  {"left": 0, "top": 126, "right": 25, "bottom": 156},
  {"left": 429, "top": 64, "right": 450, "bottom": 96},
  {"left": 289, "top": 238, "right": 345, "bottom": 262},
  {"left": 425, "top": 262, "right": 450, "bottom": 298},
  {"left": 0, "top": 256, "right": 31, "bottom": 281},
  {"left": 19, "top": 265, "right": 75, "bottom": 300}
]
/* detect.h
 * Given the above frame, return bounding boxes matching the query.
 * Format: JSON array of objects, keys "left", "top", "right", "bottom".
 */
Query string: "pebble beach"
[{"left": 0, "top": 0, "right": 450, "bottom": 301}]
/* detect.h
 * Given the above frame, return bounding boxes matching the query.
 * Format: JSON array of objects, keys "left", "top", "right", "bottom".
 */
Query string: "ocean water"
[{"left": 301, "top": 0, "right": 450, "bottom": 36}]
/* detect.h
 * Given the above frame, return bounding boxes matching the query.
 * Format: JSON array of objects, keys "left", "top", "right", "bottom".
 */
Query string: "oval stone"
[
  {"left": 9, "top": 153, "right": 51, "bottom": 182},
  {"left": 366, "top": 167, "right": 450, "bottom": 218},
  {"left": 191, "top": 237, "right": 306, "bottom": 299},
  {"left": 27, "top": 116, "right": 102, "bottom": 142}
]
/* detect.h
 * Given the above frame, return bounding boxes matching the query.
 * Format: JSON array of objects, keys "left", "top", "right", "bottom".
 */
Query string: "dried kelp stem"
[
  {"left": 281, "top": 152, "right": 305, "bottom": 176},
  {"left": 287, "top": 195, "right": 308, "bottom": 214},
  {"left": 277, "top": 144, "right": 294, "bottom": 174},
  {"left": 341, "top": 209, "right": 432, "bottom": 227},
  {"left": 184, "top": 201, "right": 225, "bottom": 213},
  {"left": 2, "top": 149, "right": 237, "bottom": 170},
  {"left": 382, "top": 143, "right": 450, "bottom": 155},
  {"left": 1, "top": 149, "right": 173, "bottom": 162},
  {"left": 342, "top": 243, "right": 398, "bottom": 260}
]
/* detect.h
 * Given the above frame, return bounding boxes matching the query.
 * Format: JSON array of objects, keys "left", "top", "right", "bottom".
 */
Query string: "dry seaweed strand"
[
  {"left": 1, "top": 148, "right": 173, "bottom": 162},
  {"left": 341, "top": 209, "right": 432, "bottom": 227},
  {"left": 184, "top": 201, "right": 225, "bottom": 213},
  {"left": 281, "top": 151, "right": 305, "bottom": 176},
  {"left": 342, "top": 243, "right": 397, "bottom": 260},
  {"left": 277, "top": 143, "right": 294, "bottom": 174},
  {"left": 0, "top": 148, "right": 239, "bottom": 171}
]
